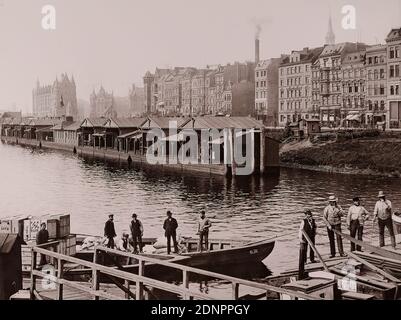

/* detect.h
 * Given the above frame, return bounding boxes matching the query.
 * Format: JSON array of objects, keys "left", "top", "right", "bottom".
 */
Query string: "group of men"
[
  {"left": 103, "top": 210, "right": 212, "bottom": 255},
  {"left": 299, "top": 191, "right": 397, "bottom": 279}
]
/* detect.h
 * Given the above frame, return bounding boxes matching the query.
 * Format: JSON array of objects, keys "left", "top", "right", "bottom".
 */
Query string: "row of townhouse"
[
  {"left": 143, "top": 62, "right": 255, "bottom": 118},
  {"left": 274, "top": 27, "right": 401, "bottom": 129}
]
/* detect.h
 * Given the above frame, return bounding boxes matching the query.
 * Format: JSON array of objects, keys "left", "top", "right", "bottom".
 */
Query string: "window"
[
  {"left": 396, "top": 65, "right": 400, "bottom": 77},
  {"left": 396, "top": 47, "right": 400, "bottom": 58},
  {"left": 390, "top": 47, "right": 395, "bottom": 59},
  {"left": 391, "top": 86, "right": 395, "bottom": 95},
  {"left": 397, "top": 85, "right": 400, "bottom": 95},
  {"left": 380, "top": 69, "right": 385, "bottom": 79},
  {"left": 390, "top": 65, "right": 395, "bottom": 78},
  {"left": 256, "top": 72, "right": 259, "bottom": 77},
  {"left": 380, "top": 85, "right": 385, "bottom": 95},
  {"left": 368, "top": 57, "right": 373, "bottom": 64}
]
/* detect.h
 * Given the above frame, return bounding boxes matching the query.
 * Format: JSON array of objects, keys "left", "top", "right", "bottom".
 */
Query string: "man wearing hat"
[
  {"left": 104, "top": 214, "right": 117, "bottom": 249},
  {"left": 298, "top": 210, "right": 317, "bottom": 280},
  {"left": 373, "top": 191, "right": 396, "bottom": 248},
  {"left": 163, "top": 211, "right": 179, "bottom": 254},
  {"left": 130, "top": 213, "right": 144, "bottom": 254},
  {"left": 323, "top": 195, "right": 345, "bottom": 258},
  {"left": 347, "top": 197, "right": 370, "bottom": 252}
]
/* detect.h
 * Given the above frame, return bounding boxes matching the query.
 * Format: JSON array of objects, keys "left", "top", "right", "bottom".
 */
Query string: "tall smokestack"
[
  {"left": 255, "top": 24, "right": 261, "bottom": 65},
  {"left": 255, "top": 38, "right": 260, "bottom": 65}
]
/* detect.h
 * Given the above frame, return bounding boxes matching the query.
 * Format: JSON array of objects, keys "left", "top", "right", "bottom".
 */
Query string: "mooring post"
[
  {"left": 92, "top": 248, "right": 100, "bottom": 301},
  {"left": 57, "top": 258, "right": 64, "bottom": 300},
  {"left": 30, "top": 249, "right": 37, "bottom": 300}
]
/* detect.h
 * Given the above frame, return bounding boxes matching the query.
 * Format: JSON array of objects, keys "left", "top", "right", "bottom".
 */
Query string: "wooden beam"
[
  {"left": 301, "top": 230, "right": 330, "bottom": 272},
  {"left": 348, "top": 252, "right": 401, "bottom": 283}
]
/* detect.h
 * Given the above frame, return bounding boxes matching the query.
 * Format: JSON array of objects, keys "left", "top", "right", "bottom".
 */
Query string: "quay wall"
[{"left": 0, "top": 136, "right": 227, "bottom": 177}]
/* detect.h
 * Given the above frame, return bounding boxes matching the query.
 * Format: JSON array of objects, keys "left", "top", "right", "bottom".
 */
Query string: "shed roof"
[
  {"left": 80, "top": 118, "right": 107, "bottom": 128},
  {"left": 0, "top": 234, "right": 24, "bottom": 254},
  {"left": 143, "top": 117, "right": 191, "bottom": 129},
  {"left": 182, "top": 117, "right": 265, "bottom": 130},
  {"left": 105, "top": 117, "right": 147, "bottom": 129}
]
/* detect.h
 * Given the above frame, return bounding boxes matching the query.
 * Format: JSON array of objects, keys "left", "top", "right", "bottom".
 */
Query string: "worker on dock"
[
  {"left": 373, "top": 191, "right": 396, "bottom": 249},
  {"left": 346, "top": 197, "right": 370, "bottom": 252},
  {"left": 130, "top": 213, "right": 144, "bottom": 254},
  {"left": 104, "top": 214, "right": 117, "bottom": 249},
  {"left": 298, "top": 210, "right": 317, "bottom": 280},
  {"left": 197, "top": 210, "right": 212, "bottom": 252},
  {"left": 116, "top": 232, "right": 131, "bottom": 252},
  {"left": 163, "top": 211, "right": 179, "bottom": 254},
  {"left": 36, "top": 222, "right": 49, "bottom": 266},
  {"left": 323, "top": 195, "right": 346, "bottom": 258}
]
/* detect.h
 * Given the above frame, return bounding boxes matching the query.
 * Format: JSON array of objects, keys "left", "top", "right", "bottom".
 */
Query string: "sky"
[{"left": 0, "top": 0, "right": 400, "bottom": 113}]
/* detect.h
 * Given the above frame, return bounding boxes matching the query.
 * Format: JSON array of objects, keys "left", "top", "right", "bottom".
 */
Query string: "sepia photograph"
[{"left": 1, "top": 0, "right": 401, "bottom": 313}]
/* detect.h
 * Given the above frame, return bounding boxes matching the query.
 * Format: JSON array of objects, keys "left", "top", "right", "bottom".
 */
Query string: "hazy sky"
[{"left": 0, "top": 0, "right": 400, "bottom": 112}]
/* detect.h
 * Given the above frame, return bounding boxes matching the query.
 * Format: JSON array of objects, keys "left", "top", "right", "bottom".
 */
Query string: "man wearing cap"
[
  {"left": 298, "top": 210, "right": 317, "bottom": 280},
  {"left": 323, "top": 195, "right": 345, "bottom": 258},
  {"left": 130, "top": 213, "right": 144, "bottom": 254},
  {"left": 104, "top": 214, "right": 117, "bottom": 249},
  {"left": 347, "top": 197, "right": 370, "bottom": 252},
  {"left": 373, "top": 191, "right": 396, "bottom": 249},
  {"left": 163, "top": 211, "right": 179, "bottom": 254},
  {"left": 198, "top": 210, "right": 212, "bottom": 252}
]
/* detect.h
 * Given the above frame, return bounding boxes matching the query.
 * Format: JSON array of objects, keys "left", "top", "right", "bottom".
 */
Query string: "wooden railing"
[
  {"left": 29, "top": 245, "right": 322, "bottom": 300},
  {"left": 94, "top": 246, "right": 322, "bottom": 300}
]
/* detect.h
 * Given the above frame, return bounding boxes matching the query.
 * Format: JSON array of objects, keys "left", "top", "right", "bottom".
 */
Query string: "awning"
[
  {"left": 235, "top": 129, "right": 259, "bottom": 138},
  {"left": 162, "top": 132, "right": 185, "bottom": 142},
  {"left": 92, "top": 133, "right": 105, "bottom": 137},
  {"left": 209, "top": 137, "right": 225, "bottom": 145},
  {"left": 24, "top": 128, "right": 32, "bottom": 132},
  {"left": 118, "top": 130, "right": 142, "bottom": 140},
  {"left": 346, "top": 114, "right": 361, "bottom": 121},
  {"left": 35, "top": 127, "right": 53, "bottom": 133}
]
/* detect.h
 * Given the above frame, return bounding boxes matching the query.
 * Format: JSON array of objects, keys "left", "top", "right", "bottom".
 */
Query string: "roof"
[
  {"left": 80, "top": 118, "right": 107, "bottom": 128},
  {"left": 105, "top": 117, "right": 147, "bottom": 129},
  {"left": 143, "top": 117, "right": 191, "bottom": 129},
  {"left": 320, "top": 43, "right": 367, "bottom": 58},
  {"left": 280, "top": 47, "right": 323, "bottom": 66},
  {"left": 182, "top": 117, "right": 265, "bottom": 130},
  {"left": 29, "top": 118, "right": 62, "bottom": 127},
  {"left": 386, "top": 28, "right": 401, "bottom": 42},
  {"left": 0, "top": 234, "right": 23, "bottom": 254},
  {"left": 0, "top": 111, "right": 22, "bottom": 119},
  {"left": 52, "top": 121, "right": 81, "bottom": 131}
]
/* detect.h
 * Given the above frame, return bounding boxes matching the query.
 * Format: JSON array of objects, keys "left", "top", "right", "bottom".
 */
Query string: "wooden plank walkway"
[{"left": 23, "top": 279, "right": 126, "bottom": 300}]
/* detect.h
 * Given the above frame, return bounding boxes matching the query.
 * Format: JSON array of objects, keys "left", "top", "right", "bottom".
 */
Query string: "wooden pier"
[{"left": 26, "top": 245, "right": 321, "bottom": 301}]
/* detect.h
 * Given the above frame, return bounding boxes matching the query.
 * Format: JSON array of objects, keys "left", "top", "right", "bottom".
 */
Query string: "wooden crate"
[{"left": 46, "top": 219, "right": 59, "bottom": 239}]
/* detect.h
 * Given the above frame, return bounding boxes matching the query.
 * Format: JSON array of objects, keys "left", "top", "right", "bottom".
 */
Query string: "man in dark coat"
[
  {"left": 298, "top": 210, "right": 317, "bottom": 280},
  {"left": 130, "top": 213, "right": 144, "bottom": 254},
  {"left": 37, "top": 222, "right": 50, "bottom": 266},
  {"left": 104, "top": 214, "right": 117, "bottom": 248},
  {"left": 163, "top": 211, "right": 179, "bottom": 254}
]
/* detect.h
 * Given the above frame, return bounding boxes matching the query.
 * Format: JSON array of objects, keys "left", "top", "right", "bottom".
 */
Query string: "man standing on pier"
[
  {"left": 104, "top": 214, "right": 117, "bottom": 249},
  {"left": 323, "top": 195, "right": 346, "bottom": 258},
  {"left": 198, "top": 210, "right": 212, "bottom": 252},
  {"left": 373, "top": 191, "right": 396, "bottom": 249},
  {"left": 163, "top": 211, "right": 179, "bottom": 254},
  {"left": 130, "top": 213, "right": 144, "bottom": 254},
  {"left": 347, "top": 197, "right": 370, "bottom": 252},
  {"left": 36, "top": 222, "right": 49, "bottom": 267},
  {"left": 298, "top": 210, "right": 317, "bottom": 280}
]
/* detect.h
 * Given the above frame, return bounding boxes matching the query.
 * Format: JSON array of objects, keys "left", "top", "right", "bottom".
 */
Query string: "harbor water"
[{"left": 1, "top": 141, "right": 401, "bottom": 277}]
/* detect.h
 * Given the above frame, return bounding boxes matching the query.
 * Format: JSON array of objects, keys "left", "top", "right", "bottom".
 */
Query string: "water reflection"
[{"left": 1, "top": 142, "right": 401, "bottom": 275}]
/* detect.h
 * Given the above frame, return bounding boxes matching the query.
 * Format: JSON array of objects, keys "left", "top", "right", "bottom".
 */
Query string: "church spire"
[{"left": 325, "top": 14, "right": 336, "bottom": 45}]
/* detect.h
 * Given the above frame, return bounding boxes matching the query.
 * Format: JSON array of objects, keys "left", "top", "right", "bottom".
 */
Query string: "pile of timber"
[{"left": 354, "top": 251, "right": 401, "bottom": 278}]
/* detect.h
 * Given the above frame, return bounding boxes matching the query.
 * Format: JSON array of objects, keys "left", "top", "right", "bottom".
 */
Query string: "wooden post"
[
  {"left": 183, "top": 270, "right": 189, "bottom": 300},
  {"left": 92, "top": 248, "right": 100, "bottom": 301},
  {"left": 136, "top": 259, "right": 145, "bottom": 300},
  {"left": 301, "top": 230, "right": 330, "bottom": 272},
  {"left": 232, "top": 283, "right": 239, "bottom": 300},
  {"left": 260, "top": 131, "right": 265, "bottom": 174},
  {"left": 57, "top": 258, "right": 64, "bottom": 300},
  {"left": 125, "top": 280, "right": 131, "bottom": 300},
  {"left": 30, "top": 249, "right": 37, "bottom": 300}
]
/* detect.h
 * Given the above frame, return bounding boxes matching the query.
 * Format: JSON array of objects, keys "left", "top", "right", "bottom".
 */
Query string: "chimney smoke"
[{"left": 255, "top": 38, "right": 260, "bottom": 65}]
